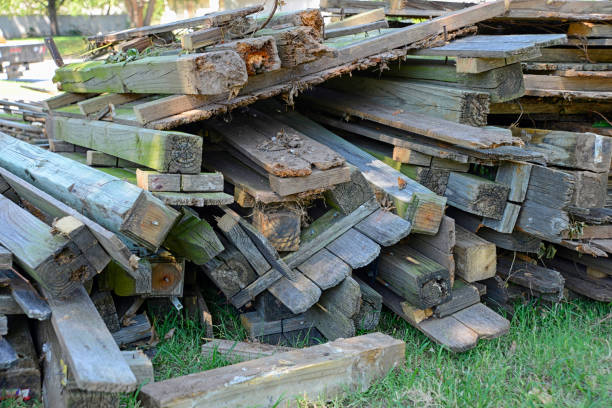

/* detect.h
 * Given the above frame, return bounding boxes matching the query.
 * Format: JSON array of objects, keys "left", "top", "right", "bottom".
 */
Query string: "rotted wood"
[
  {"left": 209, "top": 36, "right": 281, "bottom": 76},
  {"left": 496, "top": 257, "right": 565, "bottom": 295},
  {"left": 445, "top": 172, "right": 510, "bottom": 220},
  {"left": 353, "top": 276, "right": 382, "bottom": 331}
]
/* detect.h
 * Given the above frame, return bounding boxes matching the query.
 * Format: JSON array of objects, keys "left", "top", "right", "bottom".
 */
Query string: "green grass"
[
  {"left": 6, "top": 36, "right": 88, "bottom": 58},
  {"left": 113, "top": 297, "right": 611, "bottom": 408},
  {"left": 4, "top": 297, "right": 608, "bottom": 407}
]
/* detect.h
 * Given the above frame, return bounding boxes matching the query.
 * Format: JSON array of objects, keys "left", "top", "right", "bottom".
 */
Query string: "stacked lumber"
[{"left": 8, "top": 2, "right": 612, "bottom": 405}]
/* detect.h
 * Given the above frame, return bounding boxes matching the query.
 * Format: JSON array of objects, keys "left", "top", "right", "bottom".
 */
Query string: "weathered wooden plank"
[
  {"left": 0, "top": 316, "right": 41, "bottom": 398},
  {"left": 77, "top": 93, "right": 143, "bottom": 115},
  {"left": 513, "top": 128, "right": 612, "bottom": 173},
  {"left": 139, "top": 333, "right": 404, "bottom": 407},
  {"left": 326, "top": 7, "right": 386, "bottom": 29},
  {"left": 86, "top": 150, "right": 117, "bottom": 167},
  {"left": 89, "top": 5, "right": 264, "bottom": 43},
  {"left": 153, "top": 191, "right": 233, "bottom": 207},
  {"left": 495, "top": 161, "right": 533, "bottom": 202},
  {"left": 301, "top": 88, "right": 518, "bottom": 149},
  {"left": 416, "top": 34, "right": 567, "bottom": 58},
  {"left": 568, "top": 22, "right": 612, "bottom": 37},
  {"left": 53, "top": 51, "right": 248, "bottom": 95},
  {"left": 269, "top": 166, "right": 351, "bottom": 197},
  {"left": 325, "top": 20, "right": 389, "bottom": 39},
  {"left": 43, "top": 92, "right": 97, "bottom": 110},
  {"left": 283, "top": 198, "right": 379, "bottom": 269},
  {"left": 0, "top": 245, "right": 11, "bottom": 269},
  {"left": 455, "top": 47, "right": 541, "bottom": 73},
  {"left": 453, "top": 225, "right": 496, "bottom": 283},
  {"left": 433, "top": 281, "right": 480, "bottom": 318},
  {"left": 497, "top": 257, "right": 565, "bottom": 294},
  {"left": 324, "top": 76, "right": 490, "bottom": 127},
  {"left": 51, "top": 116, "right": 202, "bottom": 173},
  {"left": 482, "top": 202, "right": 521, "bottom": 234},
  {"left": 137, "top": 170, "right": 181, "bottom": 192},
  {"left": 259, "top": 106, "right": 446, "bottom": 234},
  {"left": 406, "top": 216, "right": 456, "bottom": 281},
  {"left": 0, "top": 195, "right": 94, "bottom": 297},
  {"left": 326, "top": 228, "right": 381, "bottom": 269},
  {"left": 122, "top": 350, "right": 154, "bottom": 386},
  {"left": 0, "top": 167, "right": 138, "bottom": 275},
  {"left": 450, "top": 302, "right": 509, "bottom": 339},
  {"left": 181, "top": 172, "right": 224, "bottom": 192},
  {"left": 354, "top": 209, "right": 412, "bottom": 246},
  {"left": 353, "top": 276, "right": 382, "bottom": 331},
  {"left": 201, "top": 339, "right": 294, "bottom": 361},
  {"left": 325, "top": 164, "right": 376, "bottom": 215},
  {"left": 418, "top": 315, "right": 479, "bottom": 352},
  {"left": 0, "top": 269, "right": 51, "bottom": 320},
  {"left": 445, "top": 172, "right": 510, "bottom": 219},
  {"left": 42, "top": 284, "right": 137, "bottom": 392},
  {"left": 296, "top": 249, "right": 351, "bottom": 290},
  {"left": 181, "top": 26, "right": 224, "bottom": 50},
  {"left": 0, "top": 134, "right": 180, "bottom": 250},
  {"left": 112, "top": 314, "right": 152, "bottom": 346},
  {"left": 378, "top": 244, "right": 451, "bottom": 309}
]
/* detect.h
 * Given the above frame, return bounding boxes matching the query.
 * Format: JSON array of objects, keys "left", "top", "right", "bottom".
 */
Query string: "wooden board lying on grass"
[{"left": 139, "top": 333, "right": 405, "bottom": 408}]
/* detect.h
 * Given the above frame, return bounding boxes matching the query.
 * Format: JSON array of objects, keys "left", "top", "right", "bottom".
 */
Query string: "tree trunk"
[
  {"left": 48, "top": 0, "right": 59, "bottom": 36},
  {"left": 143, "top": 0, "right": 156, "bottom": 26}
]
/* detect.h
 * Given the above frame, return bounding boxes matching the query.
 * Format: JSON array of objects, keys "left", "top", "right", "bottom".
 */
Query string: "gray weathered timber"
[
  {"left": 0, "top": 317, "right": 41, "bottom": 398},
  {"left": 352, "top": 277, "right": 382, "bottom": 331},
  {"left": 296, "top": 249, "right": 350, "bottom": 290},
  {"left": 201, "top": 246, "right": 257, "bottom": 299},
  {"left": 53, "top": 51, "right": 248, "bottom": 95},
  {"left": 0, "top": 195, "right": 93, "bottom": 297},
  {"left": 216, "top": 213, "right": 320, "bottom": 314},
  {"left": 0, "top": 338, "right": 18, "bottom": 370},
  {"left": 326, "top": 228, "right": 381, "bottom": 269},
  {"left": 0, "top": 167, "right": 138, "bottom": 275},
  {"left": 0, "top": 288, "right": 22, "bottom": 315},
  {"left": 451, "top": 303, "right": 510, "bottom": 339},
  {"left": 139, "top": 333, "right": 404, "bottom": 408},
  {"left": 524, "top": 165, "right": 575, "bottom": 210},
  {"left": 283, "top": 198, "right": 379, "bottom": 269},
  {"left": 300, "top": 88, "right": 517, "bottom": 149},
  {"left": 516, "top": 201, "right": 570, "bottom": 242},
  {"left": 571, "top": 170, "right": 608, "bottom": 208},
  {"left": 201, "top": 339, "right": 295, "bottom": 361},
  {"left": 259, "top": 105, "right": 445, "bottom": 234},
  {"left": 112, "top": 314, "right": 152, "bottom": 346},
  {"left": 0, "top": 269, "right": 51, "bottom": 320},
  {"left": 495, "top": 161, "right": 533, "bottom": 203},
  {"left": 514, "top": 128, "right": 612, "bottom": 173},
  {"left": 121, "top": 350, "right": 154, "bottom": 385},
  {"left": 497, "top": 257, "right": 565, "bottom": 294},
  {"left": 0, "top": 245, "right": 11, "bottom": 269},
  {"left": 323, "top": 76, "right": 490, "bottom": 127},
  {"left": 445, "top": 172, "right": 510, "bottom": 219},
  {"left": 416, "top": 34, "right": 567, "bottom": 58},
  {"left": 77, "top": 93, "right": 144, "bottom": 115},
  {"left": 325, "top": 20, "right": 389, "bottom": 39},
  {"left": 482, "top": 202, "right": 521, "bottom": 234},
  {"left": 0, "top": 133, "right": 179, "bottom": 250},
  {"left": 51, "top": 116, "right": 202, "bottom": 173},
  {"left": 41, "top": 284, "right": 137, "bottom": 392},
  {"left": 325, "top": 164, "right": 376, "bottom": 215},
  {"left": 458, "top": 63, "right": 526, "bottom": 102},
  {"left": 433, "top": 281, "right": 480, "bottom": 318},
  {"left": 181, "top": 172, "right": 224, "bottom": 192},
  {"left": 453, "top": 225, "right": 496, "bottom": 283},
  {"left": 406, "top": 216, "right": 456, "bottom": 281},
  {"left": 90, "top": 5, "right": 264, "bottom": 43},
  {"left": 306, "top": 276, "right": 362, "bottom": 340},
  {"left": 378, "top": 244, "right": 451, "bottom": 309},
  {"left": 418, "top": 315, "right": 479, "bottom": 352},
  {"left": 354, "top": 209, "right": 412, "bottom": 246}
]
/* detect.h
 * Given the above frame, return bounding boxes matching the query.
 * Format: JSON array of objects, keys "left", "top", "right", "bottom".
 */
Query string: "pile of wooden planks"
[{"left": 3, "top": 2, "right": 612, "bottom": 406}]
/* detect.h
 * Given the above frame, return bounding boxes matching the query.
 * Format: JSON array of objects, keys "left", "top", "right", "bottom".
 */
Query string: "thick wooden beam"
[
  {"left": 445, "top": 172, "right": 510, "bottom": 219},
  {"left": 0, "top": 195, "right": 95, "bottom": 297},
  {"left": 0, "top": 133, "right": 180, "bottom": 250},
  {"left": 51, "top": 116, "right": 202, "bottom": 173},
  {"left": 0, "top": 167, "right": 138, "bottom": 275},
  {"left": 453, "top": 225, "right": 496, "bottom": 283},
  {"left": 209, "top": 36, "right": 281, "bottom": 76},
  {"left": 41, "top": 284, "right": 137, "bottom": 392},
  {"left": 53, "top": 52, "right": 248, "bottom": 95},
  {"left": 138, "top": 333, "right": 405, "bottom": 408},
  {"left": 378, "top": 244, "right": 451, "bottom": 309}
]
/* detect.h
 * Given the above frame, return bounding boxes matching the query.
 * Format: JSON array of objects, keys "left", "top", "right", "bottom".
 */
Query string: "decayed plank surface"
[
  {"left": 139, "top": 333, "right": 405, "bottom": 408},
  {"left": 259, "top": 105, "right": 446, "bottom": 234},
  {"left": 51, "top": 116, "right": 203, "bottom": 173},
  {"left": 301, "top": 88, "right": 519, "bottom": 149},
  {"left": 451, "top": 303, "right": 510, "bottom": 339},
  {"left": 416, "top": 34, "right": 567, "bottom": 58},
  {"left": 201, "top": 339, "right": 295, "bottom": 361},
  {"left": 42, "top": 284, "right": 137, "bottom": 392},
  {"left": 53, "top": 51, "right": 248, "bottom": 95}
]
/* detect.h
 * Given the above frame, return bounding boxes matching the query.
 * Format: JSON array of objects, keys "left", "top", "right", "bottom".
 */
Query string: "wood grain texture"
[
  {"left": 326, "top": 228, "right": 381, "bottom": 269},
  {"left": 296, "top": 248, "right": 350, "bottom": 290},
  {"left": 354, "top": 209, "right": 412, "bottom": 246},
  {"left": 53, "top": 51, "right": 248, "bottom": 95},
  {"left": 445, "top": 172, "right": 510, "bottom": 219},
  {"left": 453, "top": 225, "right": 496, "bottom": 282},
  {"left": 52, "top": 116, "right": 202, "bottom": 173},
  {"left": 138, "top": 333, "right": 404, "bottom": 408},
  {"left": 41, "top": 284, "right": 137, "bottom": 392},
  {"left": 0, "top": 134, "right": 179, "bottom": 251}
]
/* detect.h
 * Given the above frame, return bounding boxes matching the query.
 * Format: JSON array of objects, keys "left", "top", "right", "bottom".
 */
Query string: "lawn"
[
  {"left": 2, "top": 298, "right": 609, "bottom": 408},
  {"left": 6, "top": 36, "right": 88, "bottom": 58},
  {"left": 127, "top": 297, "right": 611, "bottom": 408}
]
